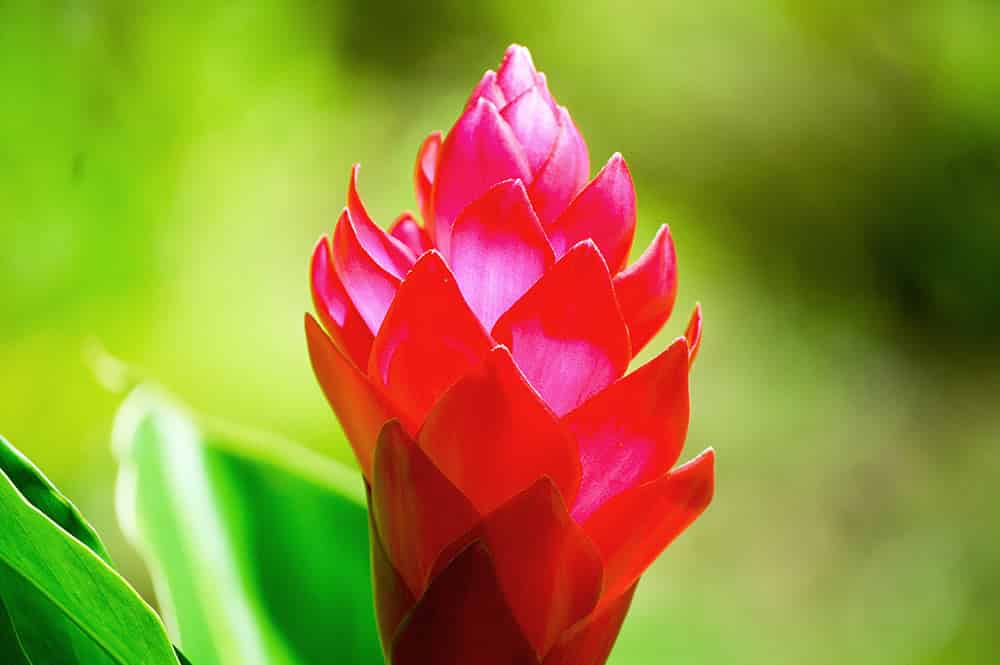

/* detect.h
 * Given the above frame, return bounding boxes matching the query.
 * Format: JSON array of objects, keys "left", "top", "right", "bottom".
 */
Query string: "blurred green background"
[{"left": 2, "top": 1, "right": 999, "bottom": 663}]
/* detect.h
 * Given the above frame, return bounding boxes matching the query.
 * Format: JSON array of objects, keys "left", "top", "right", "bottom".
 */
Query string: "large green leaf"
[
  {"left": 113, "top": 385, "right": 382, "bottom": 665},
  {"left": 0, "top": 435, "right": 181, "bottom": 665}
]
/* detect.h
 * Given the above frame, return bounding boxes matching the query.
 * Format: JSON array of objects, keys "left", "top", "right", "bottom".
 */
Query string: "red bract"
[{"left": 306, "top": 44, "right": 714, "bottom": 665}]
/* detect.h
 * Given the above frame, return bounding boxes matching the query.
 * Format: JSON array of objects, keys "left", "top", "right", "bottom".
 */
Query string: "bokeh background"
[{"left": 3, "top": 2, "right": 999, "bottom": 663}]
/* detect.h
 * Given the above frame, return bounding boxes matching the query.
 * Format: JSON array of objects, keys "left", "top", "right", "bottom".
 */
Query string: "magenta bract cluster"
[{"left": 306, "top": 45, "right": 714, "bottom": 665}]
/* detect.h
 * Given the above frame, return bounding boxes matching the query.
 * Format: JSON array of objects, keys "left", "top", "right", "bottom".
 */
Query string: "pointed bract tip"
[
  {"left": 311, "top": 233, "right": 331, "bottom": 259},
  {"left": 685, "top": 304, "right": 703, "bottom": 367},
  {"left": 489, "top": 341, "right": 511, "bottom": 353},
  {"left": 486, "top": 343, "right": 515, "bottom": 364},
  {"left": 475, "top": 95, "right": 500, "bottom": 114},
  {"left": 416, "top": 133, "right": 442, "bottom": 171},
  {"left": 466, "top": 70, "right": 503, "bottom": 109},
  {"left": 408, "top": 248, "right": 451, "bottom": 282},
  {"left": 461, "top": 95, "right": 503, "bottom": 124},
  {"left": 503, "top": 43, "right": 535, "bottom": 66},
  {"left": 670, "top": 334, "right": 691, "bottom": 355},
  {"left": 680, "top": 446, "right": 716, "bottom": 483},
  {"left": 417, "top": 248, "right": 446, "bottom": 264},
  {"left": 309, "top": 233, "right": 332, "bottom": 279},
  {"left": 693, "top": 448, "right": 716, "bottom": 499},
  {"left": 304, "top": 311, "right": 330, "bottom": 345},
  {"left": 347, "top": 165, "right": 365, "bottom": 209},
  {"left": 571, "top": 237, "right": 600, "bottom": 254},
  {"left": 647, "top": 224, "right": 676, "bottom": 251},
  {"left": 605, "top": 152, "right": 628, "bottom": 171},
  {"left": 497, "top": 45, "right": 541, "bottom": 100},
  {"left": 335, "top": 206, "right": 351, "bottom": 227},
  {"left": 486, "top": 177, "right": 529, "bottom": 199},
  {"left": 554, "top": 104, "right": 574, "bottom": 127},
  {"left": 589, "top": 153, "right": 635, "bottom": 197},
  {"left": 562, "top": 238, "right": 613, "bottom": 274},
  {"left": 664, "top": 447, "right": 716, "bottom": 512}
]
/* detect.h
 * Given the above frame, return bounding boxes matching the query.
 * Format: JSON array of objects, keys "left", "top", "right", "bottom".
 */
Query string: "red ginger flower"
[{"left": 306, "top": 45, "right": 714, "bottom": 665}]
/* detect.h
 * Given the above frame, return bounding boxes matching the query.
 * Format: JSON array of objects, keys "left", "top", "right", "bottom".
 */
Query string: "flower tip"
[
  {"left": 564, "top": 238, "right": 612, "bottom": 273},
  {"left": 588, "top": 153, "right": 635, "bottom": 206},
  {"left": 465, "top": 70, "right": 503, "bottom": 110},
  {"left": 416, "top": 132, "right": 442, "bottom": 169},
  {"left": 699, "top": 447, "right": 716, "bottom": 496},
  {"left": 462, "top": 95, "right": 502, "bottom": 125},
  {"left": 648, "top": 223, "right": 676, "bottom": 253},
  {"left": 334, "top": 206, "right": 351, "bottom": 228},
  {"left": 493, "top": 178, "right": 534, "bottom": 209},
  {"left": 309, "top": 233, "right": 332, "bottom": 278},
  {"left": 472, "top": 94, "right": 499, "bottom": 114},
  {"left": 606, "top": 152, "right": 629, "bottom": 172},
  {"left": 311, "top": 233, "right": 331, "bottom": 258},
  {"left": 490, "top": 176, "right": 528, "bottom": 198},
  {"left": 304, "top": 311, "right": 325, "bottom": 339},
  {"left": 304, "top": 312, "right": 324, "bottom": 348},
  {"left": 486, "top": 343, "right": 515, "bottom": 364},
  {"left": 672, "top": 447, "right": 716, "bottom": 508},
  {"left": 503, "top": 43, "right": 534, "bottom": 65},
  {"left": 685, "top": 303, "right": 703, "bottom": 366},
  {"left": 498, "top": 44, "right": 541, "bottom": 100},
  {"left": 411, "top": 248, "right": 449, "bottom": 276},
  {"left": 347, "top": 165, "right": 365, "bottom": 208},
  {"left": 689, "top": 446, "right": 716, "bottom": 477},
  {"left": 421, "top": 247, "right": 445, "bottom": 261}
]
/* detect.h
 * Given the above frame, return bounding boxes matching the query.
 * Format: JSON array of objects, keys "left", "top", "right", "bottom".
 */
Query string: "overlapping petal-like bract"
[{"left": 307, "top": 44, "right": 715, "bottom": 665}]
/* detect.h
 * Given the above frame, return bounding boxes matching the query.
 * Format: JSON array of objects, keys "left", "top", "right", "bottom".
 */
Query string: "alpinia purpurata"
[{"left": 306, "top": 45, "right": 714, "bottom": 665}]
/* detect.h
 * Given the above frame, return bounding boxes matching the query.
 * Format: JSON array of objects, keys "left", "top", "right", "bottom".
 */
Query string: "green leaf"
[
  {"left": 175, "top": 647, "right": 195, "bottom": 665},
  {"left": 0, "top": 594, "right": 32, "bottom": 665},
  {"left": 0, "top": 435, "right": 181, "bottom": 665},
  {"left": 113, "top": 385, "right": 382, "bottom": 665},
  {"left": 0, "top": 434, "right": 113, "bottom": 565}
]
